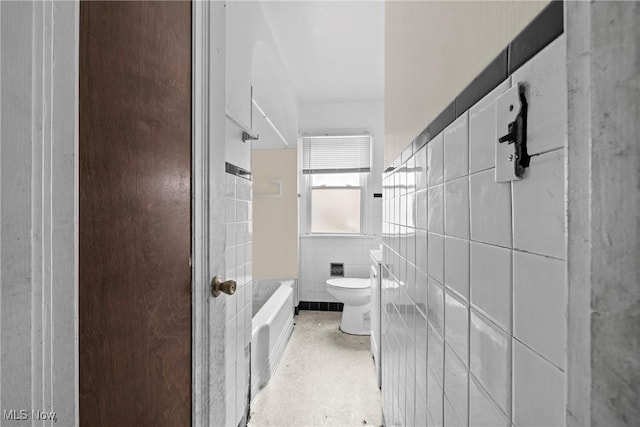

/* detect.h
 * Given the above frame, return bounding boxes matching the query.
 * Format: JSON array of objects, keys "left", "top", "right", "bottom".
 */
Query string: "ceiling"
[{"left": 261, "top": 1, "right": 385, "bottom": 104}]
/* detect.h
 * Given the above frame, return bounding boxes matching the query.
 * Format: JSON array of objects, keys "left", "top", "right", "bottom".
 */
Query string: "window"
[{"left": 302, "top": 134, "right": 371, "bottom": 234}]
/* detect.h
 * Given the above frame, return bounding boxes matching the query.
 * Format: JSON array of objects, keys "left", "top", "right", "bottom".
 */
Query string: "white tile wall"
[
  {"left": 381, "top": 35, "right": 567, "bottom": 427},
  {"left": 470, "top": 241, "right": 512, "bottom": 331},
  {"left": 444, "top": 345, "right": 469, "bottom": 425},
  {"left": 428, "top": 232, "right": 444, "bottom": 284},
  {"left": 224, "top": 172, "right": 253, "bottom": 427},
  {"left": 444, "top": 290, "right": 469, "bottom": 365},
  {"left": 444, "top": 236, "right": 470, "bottom": 300},
  {"left": 470, "top": 310, "right": 511, "bottom": 415},
  {"left": 469, "top": 376, "right": 510, "bottom": 427},
  {"left": 427, "top": 367, "right": 444, "bottom": 426},
  {"left": 445, "top": 394, "right": 465, "bottom": 427},
  {"left": 427, "top": 277, "right": 444, "bottom": 336},
  {"left": 299, "top": 236, "right": 381, "bottom": 302},
  {"left": 445, "top": 177, "right": 470, "bottom": 239},
  {"left": 444, "top": 112, "right": 469, "bottom": 182},
  {"left": 513, "top": 250, "right": 566, "bottom": 369},
  {"left": 513, "top": 340, "right": 565, "bottom": 427},
  {"left": 469, "top": 79, "right": 511, "bottom": 174},
  {"left": 511, "top": 37, "right": 567, "bottom": 157},
  {"left": 512, "top": 149, "right": 565, "bottom": 259},
  {"left": 469, "top": 169, "right": 512, "bottom": 247},
  {"left": 428, "top": 184, "right": 445, "bottom": 233},
  {"left": 428, "top": 322, "right": 445, "bottom": 387},
  {"left": 427, "top": 132, "right": 444, "bottom": 186}
]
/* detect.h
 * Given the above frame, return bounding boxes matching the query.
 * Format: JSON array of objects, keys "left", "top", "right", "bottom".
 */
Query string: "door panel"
[{"left": 79, "top": 2, "right": 192, "bottom": 425}]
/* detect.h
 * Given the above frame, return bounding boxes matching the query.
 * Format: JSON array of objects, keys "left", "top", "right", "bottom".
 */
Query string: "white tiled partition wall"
[
  {"left": 224, "top": 171, "right": 253, "bottom": 426},
  {"left": 381, "top": 36, "right": 567, "bottom": 426}
]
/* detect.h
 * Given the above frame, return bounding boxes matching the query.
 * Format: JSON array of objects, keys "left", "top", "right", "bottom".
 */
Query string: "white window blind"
[{"left": 302, "top": 134, "right": 371, "bottom": 174}]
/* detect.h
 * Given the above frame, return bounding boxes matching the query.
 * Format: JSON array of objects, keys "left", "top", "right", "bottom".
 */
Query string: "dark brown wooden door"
[{"left": 79, "top": 2, "right": 192, "bottom": 425}]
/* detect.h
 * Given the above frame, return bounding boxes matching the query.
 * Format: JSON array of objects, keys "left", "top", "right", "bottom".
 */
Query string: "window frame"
[
  {"left": 299, "top": 131, "right": 373, "bottom": 237},
  {"left": 306, "top": 173, "right": 367, "bottom": 235}
]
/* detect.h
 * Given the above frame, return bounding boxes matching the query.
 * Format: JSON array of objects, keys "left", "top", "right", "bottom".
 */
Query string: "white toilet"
[{"left": 326, "top": 278, "right": 371, "bottom": 335}]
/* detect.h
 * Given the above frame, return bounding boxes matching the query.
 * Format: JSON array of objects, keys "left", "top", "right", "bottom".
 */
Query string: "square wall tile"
[
  {"left": 470, "top": 242, "right": 512, "bottom": 332},
  {"left": 444, "top": 392, "right": 466, "bottom": 427},
  {"left": 470, "top": 310, "right": 511, "bottom": 415},
  {"left": 444, "top": 177, "right": 470, "bottom": 239},
  {"left": 226, "top": 223, "right": 236, "bottom": 247},
  {"left": 444, "top": 290, "right": 469, "bottom": 366},
  {"left": 512, "top": 149, "right": 565, "bottom": 259},
  {"left": 406, "top": 264, "right": 416, "bottom": 301},
  {"left": 428, "top": 233, "right": 444, "bottom": 284},
  {"left": 428, "top": 132, "right": 444, "bottom": 187},
  {"left": 415, "top": 270, "right": 428, "bottom": 316},
  {"left": 469, "top": 169, "right": 512, "bottom": 247},
  {"left": 415, "top": 309, "right": 428, "bottom": 392},
  {"left": 428, "top": 323, "right": 444, "bottom": 387},
  {"left": 469, "top": 376, "right": 509, "bottom": 427},
  {"left": 427, "top": 368, "right": 444, "bottom": 427},
  {"left": 407, "top": 156, "right": 416, "bottom": 195},
  {"left": 511, "top": 35, "right": 566, "bottom": 156},
  {"left": 445, "top": 236, "right": 470, "bottom": 300},
  {"left": 428, "top": 185, "right": 444, "bottom": 233},
  {"left": 226, "top": 173, "right": 237, "bottom": 198},
  {"left": 415, "top": 146, "right": 428, "bottom": 191},
  {"left": 407, "top": 192, "right": 416, "bottom": 228},
  {"left": 427, "top": 277, "right": 445, "bottom": 336},
  {"left": 469, "top": 79, "right": 511, "bottom": 174},
  {"left": 513, "top": 340, "right": 565, "bottom": 427},
  {"left": 416, "top": 389, "right": 428, "bottom": 426},
  {"left": 445, "top": 345, "right": 469, "bottom": 426},
  {"left": 444, "top": 112, "right": 469, "bottom": 182},
  {"left": 513, "top": 250, "right": 566, "bottom": 369},
  {"left": 416, "top": 189, "right": 428, "bottom": 230},
  {"left": 416, "top": 230, "right": 427, "bottom": 275},
  {"left": 427, "top": 409, "right": 438, "bottom": 427}
]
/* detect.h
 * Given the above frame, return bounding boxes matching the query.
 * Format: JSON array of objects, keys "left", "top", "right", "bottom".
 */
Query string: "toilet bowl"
[{"left": 326, "top": 278, "right": 371, "bottom": 335}]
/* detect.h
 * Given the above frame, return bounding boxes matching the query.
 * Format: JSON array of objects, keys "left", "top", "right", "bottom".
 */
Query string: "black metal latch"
[{"left": 497, "top": 84, "right": 530, "bottom": 179}]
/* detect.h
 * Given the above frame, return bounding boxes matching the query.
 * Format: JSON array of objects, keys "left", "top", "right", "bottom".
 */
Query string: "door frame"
[{"left": 192, "top": 2, "right": 227, "bottom": 426}]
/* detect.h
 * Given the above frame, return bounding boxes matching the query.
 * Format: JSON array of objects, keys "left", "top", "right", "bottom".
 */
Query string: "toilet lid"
[{"left": 326, "top": 278, "right": 370, "bottom": 289}]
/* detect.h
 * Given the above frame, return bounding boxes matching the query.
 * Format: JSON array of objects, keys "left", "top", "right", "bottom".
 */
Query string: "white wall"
[
  {"left": 298, "top": 100, "right": 384, "bottom": 302},
  {"left": 226, "top": 1, "right": 298, "bottom": 172},
  {"left": 384, "top": 0, "right": 549, "bottom": 166},
  {"left": 0, "top": 2, "right": 79, "bottom": 425}
]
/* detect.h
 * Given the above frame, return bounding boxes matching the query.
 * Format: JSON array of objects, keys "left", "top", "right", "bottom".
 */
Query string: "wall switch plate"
[{"left": 495, "top": 82, "right": 529, "bottom": 183}]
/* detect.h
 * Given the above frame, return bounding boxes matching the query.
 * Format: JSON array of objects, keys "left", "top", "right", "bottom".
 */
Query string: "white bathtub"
[{"left": 251, "top": 280, "right": 295, "bottom": 400}]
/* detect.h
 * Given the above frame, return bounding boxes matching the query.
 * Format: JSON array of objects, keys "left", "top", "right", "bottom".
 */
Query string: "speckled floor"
[{"left": 248, "top": 311, "right": 383, "bottom": 427}]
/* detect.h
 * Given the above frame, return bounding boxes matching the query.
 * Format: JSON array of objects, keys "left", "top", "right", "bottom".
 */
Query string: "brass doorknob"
[{"left": 211, "top": 276, "right": 236, "bottom": 297}]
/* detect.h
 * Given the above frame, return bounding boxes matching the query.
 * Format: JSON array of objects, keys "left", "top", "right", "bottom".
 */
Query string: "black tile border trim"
[
  {"left": 508, "top": 0, "right": 564, "bottom": 75},
  {"left": 225, "top": 162, "right": 252, "bottom": 181},
  {"left": 456, "top": 48, "right": 509, "bottom": 116},
  {"left": 298, "top": 301, "right": 344, "bottom": 312},
  {"left": 394, "top": 0, "right": 563, "bottom": 165}
]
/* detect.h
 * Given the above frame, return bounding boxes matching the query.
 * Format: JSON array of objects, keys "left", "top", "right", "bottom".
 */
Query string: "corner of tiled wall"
[
  {"left": 381, "top": 35, "right": 567, "bottom": 427},
  {"left": 225, "top": 171, "right": 253, "bottom": 427}
]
